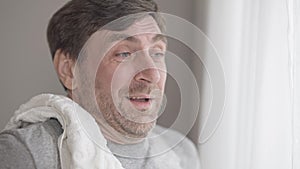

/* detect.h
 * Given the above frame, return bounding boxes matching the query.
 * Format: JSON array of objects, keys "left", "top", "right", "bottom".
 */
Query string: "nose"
[
  {"left": 135, "top": 67, "right": 161, "bottom": 84},
  {"left": 134, "top": 52, "right": 161, "bottom": 84}
]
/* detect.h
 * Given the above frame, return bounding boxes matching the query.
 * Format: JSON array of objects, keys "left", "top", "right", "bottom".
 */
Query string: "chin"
[{"left": 117, "top": 117, "right": 156, "bottom": 138}]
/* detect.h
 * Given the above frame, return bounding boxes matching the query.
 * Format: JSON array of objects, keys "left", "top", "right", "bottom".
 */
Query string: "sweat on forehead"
[
  {"left": 47, "top": 0, "right": 164, "bottom": 61},
  {"left": 77, "top": 16, "right": 167, "bottom": 63},
  {"left": 102, "top": 15, "right": 163, "bottom": 35}
]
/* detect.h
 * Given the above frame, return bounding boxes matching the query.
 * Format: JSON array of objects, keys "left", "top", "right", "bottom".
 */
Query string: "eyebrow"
[{"left": 108, "top": 33, "right": 167, "bottom": 44}]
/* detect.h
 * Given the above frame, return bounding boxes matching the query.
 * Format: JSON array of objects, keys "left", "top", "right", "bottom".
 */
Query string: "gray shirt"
[{"left": 0, "top": 119, "right": 200, "bottom": 169}]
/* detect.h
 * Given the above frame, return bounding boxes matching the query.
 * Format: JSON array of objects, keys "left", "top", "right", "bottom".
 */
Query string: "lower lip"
[{"left": 129, "top": 99, "right": 152, "bottom": 110}]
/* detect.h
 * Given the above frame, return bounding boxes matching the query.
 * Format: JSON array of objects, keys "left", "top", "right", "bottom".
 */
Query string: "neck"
[
  {"left": 67, "top": 92, "right": 149, "bottom": 144},
  {"left": 96, "top": 119, "right": 147, "bottom": 145}
]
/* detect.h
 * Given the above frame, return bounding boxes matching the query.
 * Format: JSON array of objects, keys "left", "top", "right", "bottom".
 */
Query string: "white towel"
[{"left": 4, "top": 94, "right": 124, "bottom": 169}]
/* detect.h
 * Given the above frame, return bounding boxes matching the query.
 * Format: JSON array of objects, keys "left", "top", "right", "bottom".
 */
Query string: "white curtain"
[
  {"left": 194, "top": 0, "right": 300, "bottom": 169},
  {"left": 293, "top": 0, "right": 300, "bottom": 168}
]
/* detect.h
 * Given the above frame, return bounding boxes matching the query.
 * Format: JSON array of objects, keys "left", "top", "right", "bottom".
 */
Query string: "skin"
[{"left": 54, "top": 16, "right": 167, "bottom": 140}]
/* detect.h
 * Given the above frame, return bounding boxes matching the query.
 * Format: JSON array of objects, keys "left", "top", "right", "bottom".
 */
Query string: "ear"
[{"left": 53, "top": 49, "right": 77, "bottom": 91}]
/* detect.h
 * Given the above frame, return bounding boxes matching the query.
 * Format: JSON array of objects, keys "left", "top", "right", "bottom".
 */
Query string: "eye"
[
  {"left": 114, "top": 51, "right": 132, "bottom": 62},
  {"left": 151, "top": 52, "right": 165, "bottom": 58},
  {"left": 115, "top": 52, "right": 131, "bottom": 58},
  {"left": 149, "top": 49, "right": 165, "bottom": 61}
]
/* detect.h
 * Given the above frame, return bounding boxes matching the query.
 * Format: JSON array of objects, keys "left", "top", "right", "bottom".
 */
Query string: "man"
[{"left": 0, "top": 0, "right": 200, "bottom": 168}]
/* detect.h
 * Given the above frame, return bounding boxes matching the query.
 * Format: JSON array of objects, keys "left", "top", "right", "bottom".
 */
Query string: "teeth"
[
  {"left": 131, "top": 97, "right": 139, "bottom": 100},
  {"left": 128, "top": 97, "right": 151, "bottom": 102},
  {"left": 130, "top": 97, "right": 149, "bottom": 100}
]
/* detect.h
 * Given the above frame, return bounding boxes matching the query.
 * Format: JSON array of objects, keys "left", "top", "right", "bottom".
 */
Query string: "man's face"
[{"left": 74, "top": 16, "right": 167, "bottom": 139}]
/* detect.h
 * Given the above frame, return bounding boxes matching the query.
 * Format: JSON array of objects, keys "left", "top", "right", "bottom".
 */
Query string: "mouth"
[
  {"left": 127, "top": 96, "right": 152, "bottom": 102},
  {"left": 126, "top": 95, "right": 154, "bottom": 110}
]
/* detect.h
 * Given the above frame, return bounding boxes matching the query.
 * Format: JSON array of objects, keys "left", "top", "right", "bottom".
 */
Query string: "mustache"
[
  {"left": 119, "top": 82, "right": 162, "bottom": 96},
  {"left": 130, "top": 82, "right": 156, "bottom": 93}
]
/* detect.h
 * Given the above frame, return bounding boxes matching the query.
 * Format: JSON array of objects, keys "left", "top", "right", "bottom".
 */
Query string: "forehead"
[
  {"left": 78, "top": 15, "right": 166, "bottom": 65},
  {"left": 103, "top": 15, "right": 162, "bottom": 41},
  {"left": 103, "top": 15, "right": 163, "bottom": 44},
  {"left": 118, "top": 15, "right": 162, "bottom": 35},
  {"left": 83, "top": 16, "right": 164, "bottom": 55}
]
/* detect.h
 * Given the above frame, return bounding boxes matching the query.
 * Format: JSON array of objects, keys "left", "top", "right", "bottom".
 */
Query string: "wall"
[
  {"left": 0, "top": 0, "right": 68, "bottom": 129},
  {"left": 0, "top": 0, "right": 197, "bottom": 140}
]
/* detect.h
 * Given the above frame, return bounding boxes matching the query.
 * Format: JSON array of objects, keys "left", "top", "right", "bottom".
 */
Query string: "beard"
[
  {"left": 75, "top": 76, "right": 162, "bottom": 139},
  {"left": 96, "top": 87, "right": 158, "bottom": 138}
]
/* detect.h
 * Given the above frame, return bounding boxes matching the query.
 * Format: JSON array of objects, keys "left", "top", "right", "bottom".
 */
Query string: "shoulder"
[
  {"left": 151, "top": 125, "right": 201, "bottom": 169},
  {"left": 0, "top": 130, "right": 35, "bottom": 169},
  {"left": 0, "top": 119, "right": 63, "bottom": 169},
  {"left": 151, "top": 125, "right": 198, "bottom": 153}
]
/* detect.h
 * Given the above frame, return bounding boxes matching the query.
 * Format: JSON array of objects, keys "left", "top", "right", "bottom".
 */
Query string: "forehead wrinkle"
[
  {"left": 108, "top": 33, "right": 167, "bottom": 45},
  {"left": 152, "top": 34, "right": 167, "bottom": 44},
  {"left": 105, "top": 16, "right": 163, "bottom": 44},
  {"left": 108, "top": 33, "right": 138, "bottom": 43}
]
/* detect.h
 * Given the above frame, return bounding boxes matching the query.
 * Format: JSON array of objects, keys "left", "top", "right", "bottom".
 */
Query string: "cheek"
[
  {"left": 112, "top": 64, "right": 137, "bottom": 86},
  {"left": 96, "top": 62, "right": 136, "bottom": 93},
  {"left": 94, "top": 63, "right": 114, "bottom": 91},
  {"left": 158, "top": 71, "right": 167, "bottom": 89}
]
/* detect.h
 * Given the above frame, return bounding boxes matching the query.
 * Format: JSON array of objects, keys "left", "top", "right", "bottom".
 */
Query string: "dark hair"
[{"left": 47, "top": 0, "right": 164, "bottom": 61}]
